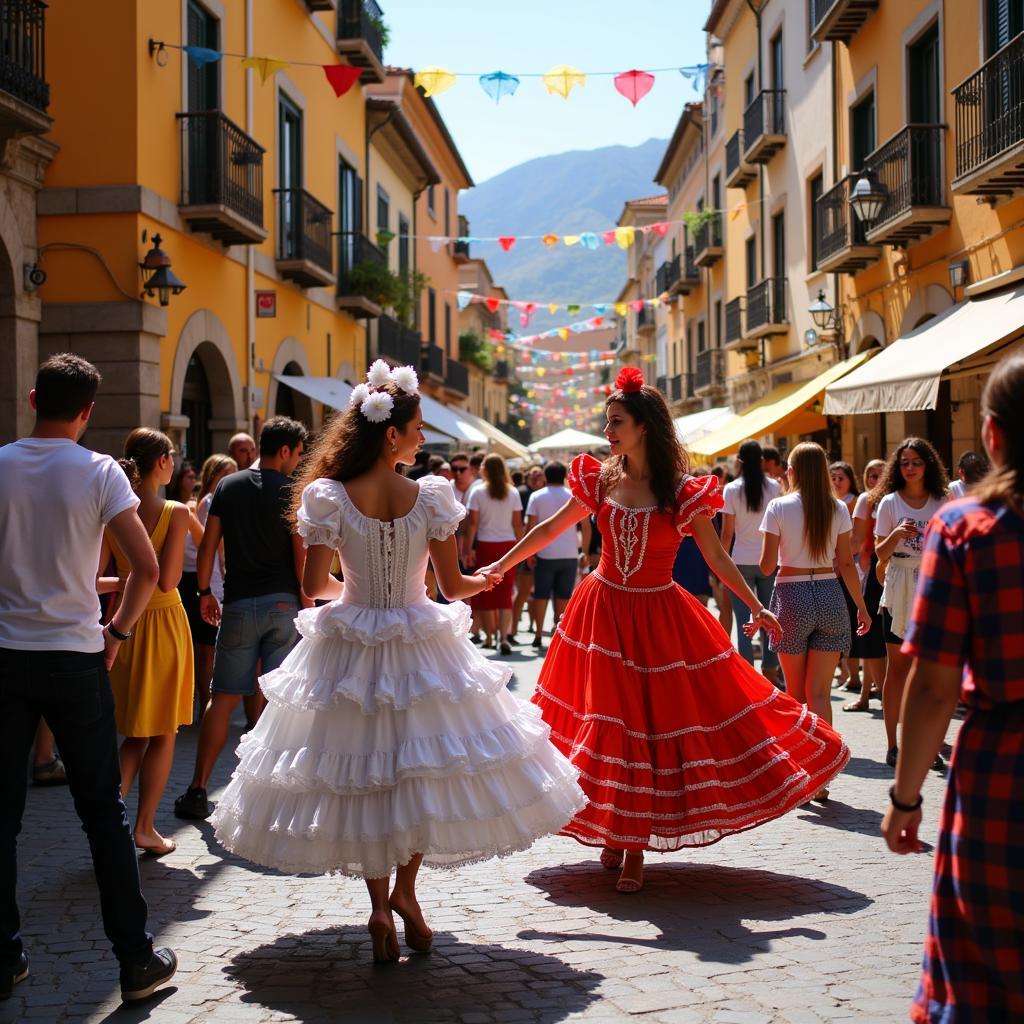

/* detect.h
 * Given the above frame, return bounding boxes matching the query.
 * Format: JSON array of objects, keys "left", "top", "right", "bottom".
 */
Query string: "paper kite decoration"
[
  {"left": 614, "top": 69, "right": 656, "bottom": 106},
  {"left": 241, "top": 56, "right": 287, "bottom": 84},
  {"left": 479, "top": 71, "right": 520, "bottom": 103},
  {"left": 414, "top": 66, "right": 457, "bottom": 97},
  {"left": 543, "top": 65, "right": 586, "bottom": 100},
  {"left": 183, "top": 45, "right": 221, "bottom": 65},
  {"left": 323, "top": 64, "right": 362, "bottom": 97}
]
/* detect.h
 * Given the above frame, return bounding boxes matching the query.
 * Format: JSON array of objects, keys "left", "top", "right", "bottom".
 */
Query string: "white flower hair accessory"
[
  {"left": 391, "top": 365, "right": 419, "bottom": 395},
  {"left": 367, "top": 359, "right": 393, "bottom": 388},
  {"left": 360, "top": 391, "right": 394, "bottom": 423},
  {"left": 349, "top": 383, "right": 370, "bottom": 410}
]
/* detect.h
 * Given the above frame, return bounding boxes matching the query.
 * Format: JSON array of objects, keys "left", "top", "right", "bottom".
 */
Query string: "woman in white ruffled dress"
[{"left": 212, "top": 361, "right": 586, "bottom": 962}]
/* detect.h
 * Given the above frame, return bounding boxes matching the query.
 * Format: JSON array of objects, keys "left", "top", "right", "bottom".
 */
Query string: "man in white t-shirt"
[
  {"left": 0, "top": 354, "right": 176, "bottom": 1002},
  {"left": 525, "top": 462, "right": 588, "bottom": 648}
]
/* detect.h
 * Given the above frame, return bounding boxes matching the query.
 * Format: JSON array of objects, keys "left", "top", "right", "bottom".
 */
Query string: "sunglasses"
[{"left": 452, "top": 466, "right": 469, "bottom": 474}]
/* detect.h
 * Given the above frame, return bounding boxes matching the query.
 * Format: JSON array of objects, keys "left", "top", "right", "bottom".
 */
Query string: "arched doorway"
[
  {"left": 182, "top": 353, "right": 212, "bottom": 464},
  {"left": 273, "top": 360, "right": 314, "bottom": 426}
]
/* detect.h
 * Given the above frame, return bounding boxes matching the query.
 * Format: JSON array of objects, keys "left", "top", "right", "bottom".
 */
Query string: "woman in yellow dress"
[{"left": 100, "top": 428, "right": 194, "bottom": 857}]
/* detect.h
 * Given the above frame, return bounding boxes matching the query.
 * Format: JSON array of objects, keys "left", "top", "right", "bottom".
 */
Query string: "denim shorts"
[
  {"left": 768, "top": 577, "right": 851, "bottom": 655},
  {"left": 211, "top": 592, "right": 299, "bottom": 696},
  {"left": 532, "top": 557, "right": 578, "bottom": 601}
]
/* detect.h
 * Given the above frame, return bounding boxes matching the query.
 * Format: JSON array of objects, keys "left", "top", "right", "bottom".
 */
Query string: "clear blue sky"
[{"left": 382, "top": 0, "right": 712, "bottom": 184}]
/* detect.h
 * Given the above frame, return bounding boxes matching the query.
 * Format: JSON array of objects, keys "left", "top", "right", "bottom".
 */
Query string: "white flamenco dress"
[{"left": 212, "top": 474, "right": 586, "bottom": 879}]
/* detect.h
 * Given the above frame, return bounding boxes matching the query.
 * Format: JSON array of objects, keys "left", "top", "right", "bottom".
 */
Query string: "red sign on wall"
[{"left": 255, "top": 290, "right": 276, "bottom": 318}]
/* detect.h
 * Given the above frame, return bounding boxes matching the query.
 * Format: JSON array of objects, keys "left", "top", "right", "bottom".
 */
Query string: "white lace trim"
[
  {"left": 535, "top": 684, "right": 780, "bottom": 739},
  {"left": 568, "top": 455, "right": 599, "bottom": 513},
  {"left": 590, "top": 571, "right": 676, "bottom": 594},
  {"left": 553, "top": 626, "right": 735, "bottom": 673}
]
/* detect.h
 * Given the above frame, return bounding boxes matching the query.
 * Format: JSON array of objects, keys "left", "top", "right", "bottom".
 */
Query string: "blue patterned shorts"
[{"left": 768, "top": 577, "right": 852, "bottom": 655}]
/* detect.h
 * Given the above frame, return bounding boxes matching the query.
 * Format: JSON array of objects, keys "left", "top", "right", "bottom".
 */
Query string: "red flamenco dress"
[{"left": 532, "top": 453, "right": 851, "bottom": 852}]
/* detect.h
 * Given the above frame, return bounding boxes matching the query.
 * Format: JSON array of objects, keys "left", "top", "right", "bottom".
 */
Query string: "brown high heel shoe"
[
  {"left": 600, "top": 847, "right": 625, "bottom": 870},
  {"left": 389, "top": 899, "right": 433, "bottom": 953},
  {"left": 368, "top": 917, "right": 400, "bottom": 962}
]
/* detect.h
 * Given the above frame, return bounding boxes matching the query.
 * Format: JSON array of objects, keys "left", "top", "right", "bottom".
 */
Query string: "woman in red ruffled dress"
[{"left": 481, "top": 368, "right": 850, "bottom": 892}]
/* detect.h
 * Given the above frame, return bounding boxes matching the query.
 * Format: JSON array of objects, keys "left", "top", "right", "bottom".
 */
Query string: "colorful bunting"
[
  {"left": 241, "top": 55, "right": 287, "bottom": 84},
  {"left": 414, "top": 66, "right": 457, "bottom": 97},
  {"left": 498, "top": 236, "right": 517, "bottom": 252},
  {"left": 579, "top": 233, "right": 600, "bottom": 250},
  {"left": 614, "top": 226, "right": 636, "bottom": 249},
  {"left": 614, "top": 69, "right": 655, "bottom": 106},
  {"left": 542, "top": 65, "right": 586, "bottom": 100},
  {"left": 485, "top": 297, "right": 501, "bottom": 313},
  {"left": 542, "top": 234, "right": 559, "bottom": 248},
  {"left": 479, "top": 71, "right": 520, "bottom": 103},
  {"left": 322, "top": 64, "right": 362, "bottom": 97},
  {"left": 563, "top": 235, "right": 580, "bottom": 247},
  {"left": 183, "top": 45, "right": 221, "bottom": 65}
]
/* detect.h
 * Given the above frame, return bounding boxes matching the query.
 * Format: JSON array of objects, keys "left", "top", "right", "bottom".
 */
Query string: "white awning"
[
  {"left": 824, "top": 286, "right": 1024, "bottom": 416},
  {"left": 674, "top": 406, "right": 733, "bottom": 446},
  {"left": 416, "top": 392, "right": 488, "bottom": 445},
  {"left": 274, "top": 375, "right": 459, "bottom": 447},
  {"left": 452, "top": 408, "right": 531, "bottom": 460},
  {"left": 530, "top": 427, "right": 610, "bottom": 453}
]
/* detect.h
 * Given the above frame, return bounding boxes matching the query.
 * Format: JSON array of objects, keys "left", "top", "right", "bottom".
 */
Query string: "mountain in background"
[{"left": 459, "top": 137, "right": 668, "bottom": 333}]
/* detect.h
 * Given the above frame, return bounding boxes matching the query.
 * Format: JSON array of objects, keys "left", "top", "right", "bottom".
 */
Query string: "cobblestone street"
[{"left": 4, "top": 639, "right": 954, "bottom": 1024}]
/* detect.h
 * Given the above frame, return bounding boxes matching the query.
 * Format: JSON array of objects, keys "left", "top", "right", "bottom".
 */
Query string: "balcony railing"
[
  {"left": 0, "top": 0, "right": 48, "bottom": 113},
  {"left": 337, "top": 0, "right": 385, "bottom": 79},
  {"left": 274, "top": 188, "right": 334, "bottom": 287},
  {"left": 421, "top": 342, "right": 444, "bottom": 380},
  {"left": 863, "top": 124, "right": 950, "bottom": 245},
  {"left": 378, "top": 314, "right": 422, "bottom": 366},
  {"left": 745, "top": 278, "right": 787, "bottom": 337},
  {"left": 725, "top": 297, "right": 744, "bottom": 346},
  {"left": 952, "top": 32, "right": 1024, "bottom": 195},
  {"left": 743, "top": 89, "right": 786, "bottom": 163},
  {"left": 682, "top": 245, "right": 699, "bottom": 283},
  {"left": 177, "top": 111, "right": 266, "bottom": 245},
  {"left": 695, "top": 349, "right": 725, "bottom": 392},
  {"left": 694, "top": 213, "right": 723, "bottom": 267},
  {"left": 637, "top": 304, "right": 654, "bottom": 328},
  {"left": 668, "top": 374, "right": 684, "bottom": 402},
  {"left": 656, "top": 374, "right": 668, "bottom": 395},
  {"left": 725, "top": 129, "right": 756, "bottom": 188},
  {"left": 810, "top": 0, "right": 879, "bottom": 44},
  {"left": 656, "top": 256, "right": 679, "bottom": 295},
  {"left": 453, "top": 238, "right": 470, "bottom": 260},
  {"left": 814, "top": 174, "right": 881, "bottom": 274},
  {"left": 445, "top": 359, "right": 469, "bottom": 396},
  {"left": 494, "top": 359, "right": 510, "bottom": 381},
  {"left": 336, "top": 231, "right": 387, "bottom": 318}
]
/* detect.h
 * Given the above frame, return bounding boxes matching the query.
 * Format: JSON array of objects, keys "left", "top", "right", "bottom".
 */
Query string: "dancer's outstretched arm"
[
  {"left": 477, "top": 497, "right": 590, "bottom": 578},
  {"left": 690, "top": 515, "right": 781, "bottom": 641},
  {"left": 429, "top": 535, "right": 500, "bottom": 601}
]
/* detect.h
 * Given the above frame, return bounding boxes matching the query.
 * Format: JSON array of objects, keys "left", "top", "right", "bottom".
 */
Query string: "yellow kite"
[
  {"left": 414, "top": 66, "right": 457, "bottom": 97},
  {"left": 241, "top": 56, "right": 287, "bottom": 85},
  {"left": 543, "top": 65, "right": 586, "bottom": 100}
]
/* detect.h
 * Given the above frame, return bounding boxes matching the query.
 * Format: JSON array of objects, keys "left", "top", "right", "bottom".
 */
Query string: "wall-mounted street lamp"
[
  {"left": 808, "top": 289, "right": 843, "bottom": 340},
  {"left": 948, "top": 259, "right": 970, "bottom": 294},
  {"left": 139, "top": 234, "right": 186, "bottom": 307},
  {"left": 849, "top": 170, "right": 887, "bottom": 227}
]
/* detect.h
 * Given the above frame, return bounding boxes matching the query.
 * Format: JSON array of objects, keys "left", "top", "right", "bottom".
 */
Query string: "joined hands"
[{"left": 742, "top": 608, "right": 782, "bottom": 644}]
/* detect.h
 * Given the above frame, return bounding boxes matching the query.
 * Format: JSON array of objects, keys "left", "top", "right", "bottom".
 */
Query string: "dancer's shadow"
[
  {"left": 842, "top": 754, "right": 893, "bottom": 780},
  {"left": 226, "top": 927, "right": 602, "bottom": 1023},
  {"left": 520, "top": 860, "right": 870, "bottom": 966},
  {"left": 795, "top": 798, "right": 885, "bottom": 838}
]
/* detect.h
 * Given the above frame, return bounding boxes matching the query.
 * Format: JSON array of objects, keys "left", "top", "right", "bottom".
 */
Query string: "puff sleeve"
[
  {"left": 674, "top": 474, "right": 724, "bottom": 536},
  {"left": 419, "top": 474, "right": 466, "bottom": 541},
  {"left": 296, "top": 479, "right": 343, "bottom": 549},
  {"left": 566, "top": 453, "right": 602, "bottom": 514}
]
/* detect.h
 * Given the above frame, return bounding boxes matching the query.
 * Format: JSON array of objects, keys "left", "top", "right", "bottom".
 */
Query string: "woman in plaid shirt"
[{"left": 882, "top": 348, "right": 1024, "bottom": 1023}]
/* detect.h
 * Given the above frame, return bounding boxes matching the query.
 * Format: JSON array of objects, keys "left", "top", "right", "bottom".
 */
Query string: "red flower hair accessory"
[{"left": 615, "top": 366, "right": 645, "bottom": 393}]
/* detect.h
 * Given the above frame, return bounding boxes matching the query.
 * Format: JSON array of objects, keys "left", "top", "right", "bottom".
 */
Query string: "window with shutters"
[
  {"left": 376, "top": 186, "right": 390, "bottom": 236},
  {"left": 398, "top": 214, "right": 409, "bottom": 277},
  {"left": 809, "top": 173, "right": 823, "bottom": 271},
  {"left": 187, "top": 2, "right": 219, "bottom": 112},
  {"left": 987, "top": 0, "right": 1024, "bottom": 58},
  {"left": 851, "top": 91, "right": 875, "bottom": 170}
]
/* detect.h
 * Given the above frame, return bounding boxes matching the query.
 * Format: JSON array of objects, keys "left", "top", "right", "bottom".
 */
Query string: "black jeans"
[{"left": 0, "top": 647, "right": 152, "bottom": 968}]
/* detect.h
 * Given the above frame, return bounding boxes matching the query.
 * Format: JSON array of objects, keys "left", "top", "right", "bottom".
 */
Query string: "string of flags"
[{"left": 155, "top": 42, "right": 711, "bottom": 105}]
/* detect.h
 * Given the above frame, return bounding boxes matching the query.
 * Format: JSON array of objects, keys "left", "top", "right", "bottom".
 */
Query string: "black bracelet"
[
  {"left": 105, "top": 621, "right": 131, "bottom": 642},
  {"left": 197, "top": 587, "right": 212, "bottom": 598},
  {"left": 889, "top": 785, "right": 923, "bottom": 813}
]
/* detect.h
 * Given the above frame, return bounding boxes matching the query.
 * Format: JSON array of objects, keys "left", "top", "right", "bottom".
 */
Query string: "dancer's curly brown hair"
[
  {"left": 288, "top": 381, "right": 420, "bottom": 525},
  {"left": 600, "top": 384, "right": 689, "bottom": 511},
  {"left": 869, "top": 437, "right": 948, "bottom": 504}
]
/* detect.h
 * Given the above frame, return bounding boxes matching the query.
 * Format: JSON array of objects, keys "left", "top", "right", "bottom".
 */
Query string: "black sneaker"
[
  {"left": 499, "top": 641, "right": 512, "bottom": 656},
  {"left": 174, "top": 786, "right": 211, "bottom": 820},
  {"left": 120, "top": 948, "right": 177, "bottom": 1002},
  {"left": 0, "top": 953, "right": 28, "bottom": 1000},
  {"left": 886, "top": 745, "right": 899, "bottom": 768},
  {"left": 531, "top": 635, "right": 543, "bottom": 648},
  {"left": 932, "top": 752, "right": 946, "bottom": 773}
]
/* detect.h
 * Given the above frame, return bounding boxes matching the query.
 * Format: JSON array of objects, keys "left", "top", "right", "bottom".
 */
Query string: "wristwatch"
[
  {"left": 106, "top": 621, "right": 132, "bottom": 642},
  {"left": 198, "top": 586, "right": 213, "bottom": 598}
]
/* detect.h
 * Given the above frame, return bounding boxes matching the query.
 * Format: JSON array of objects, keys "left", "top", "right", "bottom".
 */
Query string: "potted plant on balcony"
[
  {"left": 347, "top": 260, "right": 400, "bottom": 308},
  {"left": 458, "top": 331, "right": 492, "bottom": 371},
  {"left": 394, "top": 270, "right": 429, "bottom": 328}
]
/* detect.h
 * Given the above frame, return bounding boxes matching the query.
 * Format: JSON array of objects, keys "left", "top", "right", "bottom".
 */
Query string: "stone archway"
[
  {"left": 265, "top": 335, "right": 319, "bottom": 430},
  {"left": 168, "top": 309, "right": 246, "bottom": 456},
  {"left": 898, "top": 284, "right": 953, "bottom": 338},
  {"left": 848, "top": 309, "right": 887, "bottom": 354}
]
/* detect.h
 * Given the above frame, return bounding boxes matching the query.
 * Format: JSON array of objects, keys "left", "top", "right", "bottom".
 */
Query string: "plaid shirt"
[{"left": 902, "top": 497, "right": 1024, "bottom": 710}]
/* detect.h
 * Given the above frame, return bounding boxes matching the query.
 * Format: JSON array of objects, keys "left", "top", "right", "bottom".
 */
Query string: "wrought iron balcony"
[
  {"left": 445, "top": 359, "right": 469, "bottom": 398},
  {"left": 725, "top": 129, "right": 756, "bottom": 189},
  {"left": 377, "top": 314, "right": 422, "bottom": 367},
  {"left": 952, "top": 32, "right": 1024, "bottom": 197},
  {"left": 814, "top": 174, "right": 882, "bottom": 274},
  {"left": 274, "top": 189, "right": 334, "bottom": 288},
  {"left": 656, "top": 256, "right": 679, "bottom": 296},
  {"left": 494, "top": 359, "right": 510, "bottom": 381},
  {"left": 453, "top": 238, "right": 470, "bottom": 260},
  {"left": 862, "top": 124, "right": 950, "bottom": 245},
  {"left": 421, "top": 342, "right": 444, "bottom": 381},
  {"left": 336, "top": 231, "right": 387, "bottom": 318},
  {"left": 177, "top": 111, "right": 266, "bottom": 245},
  {"left": 337, "top": 0, "right": 386, "bottom": 82},
  {"left": 637, "top": 304, "right": 655, "bottom": 331},
  {"left": 656, "top": 374, "right": 668, "bottom": 395},
  {"left": 694, "top": 213, "right": 723, "bottom": 268},
  {"left": 0, "top": 0, "right": 49, "bottom": 137},
  {"left": 695, "top": 348, "right": 726, "bottom": 394},
  {"left": 724, "top": 296, "right": 745, "bottom": 348},
  {"left": 682, "top": 245, "right": 699, "bottom": 284},
  {"left": 810, "top": 0, "right": 879, "bottom": 44},
  {"left": 745, "top": 278, "right": 787, "bottom": 339},
  {"left": 668, "top": 374, "right": 685, "bottom": 402},
  {"left": 743, "top": 90, "right": 786, "bottom": 164}
]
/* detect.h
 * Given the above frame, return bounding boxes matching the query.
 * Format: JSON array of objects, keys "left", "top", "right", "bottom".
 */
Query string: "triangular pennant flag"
[
  {"left": 593, "top": 316, "right": 605, "bottom": 326},
  {"left": 592, "top": 304, "right": 609, "bottom": 316},
  {"left": 241, "top": 56, "right": 287, "bottom": 84},
  {"left": 457, "top": 291, "right": 474, "bottom": 311},
  {"left": 542, "top": 65, "right": 586, "bottom": 100},
  {"left": 580, "top": 233, "right": 600, "bottom": 250},
  {"left": 558, "top": 328, "right": 570, "bottom": 341},
  {"left": 615, "top": 226, "right": 636, "bottom": 249},
  {"left": 650, "top": 298, "right": 661, "bottom": 308},
  {"left": 649, "top": 222, "right": 669, "bottom": 237},
  {"left": 498, "top": 236, "right": 517, "bottom": 252},
  {"left": 488, "top": 328, "right": 504, "bottom": 341},
  {"left": 629, "top": 299, "right": 645, "bottom": 313},
  {"left": 601, "top": 230, "right": 617, "bottom": 246},
  {"left": 519, "top": 312, "right": 529, "bottom": 327},
  {"left": 478, "top": 71, "right": 520, "bottom": 103},
  {"left": 567, "top": 304, "right": 581, "bottom": 315},
  {"left": 183, "top": 45, "right": 222, "bottom": 65},
  {"left": 729, "top": 202, "right": 747, "bottom": 222},
  {"left": 563, "top": 235, "right": 581, "bottom": 246},
  {"left": 613, "top": 69, "right": 656, "bottom": 107},
  {"left": 524, "top": 302, "right": 537, "bottom": 316},
  {"left": 428, "top": 236, "right": 446, "bottom": 253},
  {"left": 376, "top": 229, "right": 395, "bottom": 247},
  {"left": 542, "top": 234, "right": 559, "bottom": 247},
  {"left": 548, "top": 303, "right": 559, "bottom": 315},
  {"left": 323, "top": 64, "right": 362, "bottom": 97},
  {"left": 414, "top": 66, "right": 457, "bottom": 97},
  {"left": 614, "top": 302, "right": 628, "bottom": 317},
  {"left": 485, "top": 297, "right": 501, "bottom": 313}
]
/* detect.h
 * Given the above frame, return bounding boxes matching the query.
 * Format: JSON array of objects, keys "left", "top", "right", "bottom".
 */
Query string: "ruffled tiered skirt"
[
  {"left": 212, "top": 599, "right": 586, "bottom": 878},
  {"left": 534, "top": 573, "right": 851, "bottom": 852}
]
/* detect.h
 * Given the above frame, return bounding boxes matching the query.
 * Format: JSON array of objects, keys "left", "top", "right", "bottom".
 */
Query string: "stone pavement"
[{"left": 3, "top": 631, "right": 956, "bottom": 1024}]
